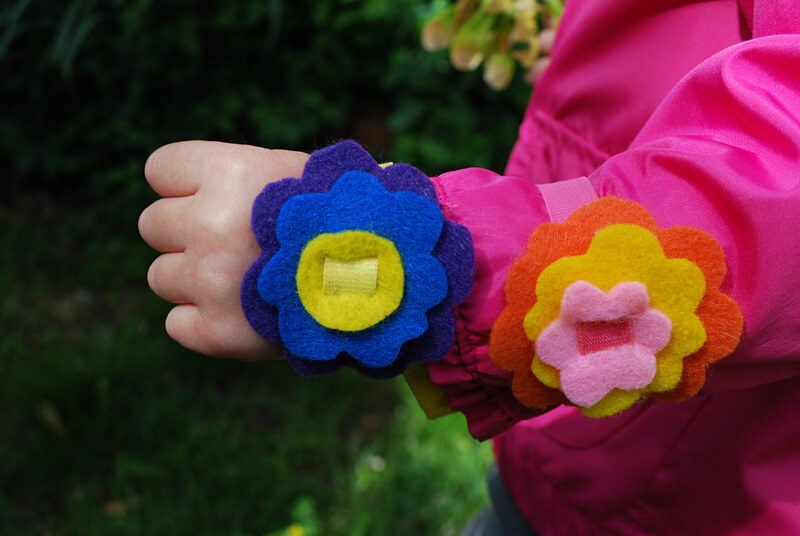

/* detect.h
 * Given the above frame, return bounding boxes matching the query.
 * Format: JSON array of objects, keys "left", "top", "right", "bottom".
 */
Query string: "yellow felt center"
[{"left": 297, "top": 231, "right": 404, "bottom": 332}]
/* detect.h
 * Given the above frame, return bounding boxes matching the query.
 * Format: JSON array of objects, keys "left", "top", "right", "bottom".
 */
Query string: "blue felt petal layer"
[{"left": 241, "top": 140, "right": 474, "bottom": 378}]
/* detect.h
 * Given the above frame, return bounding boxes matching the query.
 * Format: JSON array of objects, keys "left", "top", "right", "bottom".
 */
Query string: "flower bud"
[
  {"left": 483, "top": 52, "right": 516, "bottom": 90},
  {"left": 512, "top": 36, "right": 540, "bottom": 68},
  {"left": 449, "top": 12, "right": 494, "bottom": 71},
  {"left": 421, "top": 5, "right": 456, "bottom": 52}
]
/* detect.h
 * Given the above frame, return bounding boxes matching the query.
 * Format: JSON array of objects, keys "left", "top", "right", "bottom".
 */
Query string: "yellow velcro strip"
[{"left": 323, "top": 257, "right": 379, "bottom": 296}]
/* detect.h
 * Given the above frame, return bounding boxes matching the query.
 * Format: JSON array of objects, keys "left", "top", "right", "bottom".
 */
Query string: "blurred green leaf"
[{"left": 0, "top": 0, "right": 33, "bottom": 55}]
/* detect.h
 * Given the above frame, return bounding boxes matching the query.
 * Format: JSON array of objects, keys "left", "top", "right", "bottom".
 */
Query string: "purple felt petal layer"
[
  {"left": 241, "top": 140, "right": 475, "bottom": 378},
  {"left": 285, "top": 351, "right": 343, "bottom": 376},
  {"left": 395, "top": 220, "right": 475, "bottom": 363},
  {"left": 286, "top": 349, "right": 412, "bottom": 380},
  {"left": 435, "top": 220, "right": 476, "bottom": 306},
  {"left": 380, "top": 163, "right": 438, "bottom": 203},
  {"left": 241, "top": 255, "right": 281, "bottom": 345},
  {"left": 301, "top": 140, "right": 384, "bottom": 185}
]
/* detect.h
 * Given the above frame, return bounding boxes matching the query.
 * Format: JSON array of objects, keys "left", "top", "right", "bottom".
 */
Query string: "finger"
[
  {"left": 214, "top": 308, "right": 285, "bottom": 361},
  {"left": 165, "top": 305, "right": 282, "bottom": 360},
  {"left": 165, "top": 303, "right": 202, "bottom": 347},
  {"left": 147, "top": 253, "right": 194, "bottom": 304},
  {"left": 145, "top": 141, "right": 311, "bottom": 198},
  {"left": 144, "top": 141, "right": 223, "bottom": 197},
  {"left": 144, "top": 141, "right": 278, "bottom": 198},
  {"left": 139, "top": 196, "right": 193, "bottom": 253},
  {"left": 539, "top": 28, "right": 556, "bottom": 56}
]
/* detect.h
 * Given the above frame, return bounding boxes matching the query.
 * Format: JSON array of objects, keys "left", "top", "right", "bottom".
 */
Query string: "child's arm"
[
  {"left": 139, "top": 36, "right": 800, "bottom": 441},
  {"left": 139, "top": 141, "right": 308, "bottom": 360},
  {"left": 426, "top": 35, "right": 800, "bottom": 439}
]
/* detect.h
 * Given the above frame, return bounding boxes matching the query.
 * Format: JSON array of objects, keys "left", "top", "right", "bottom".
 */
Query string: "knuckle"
[
  {"left": 222, "top": 151, "right": 255, "bottom": 182},
  {"left": 204, "top": 321, "right": 241, "bottom": 358},
  {"left": 185, "top": 265, "right": 207, "bottom": 297},
  {"left": 201, "top": 267, "right": 232, "bottom": 299},
  {"left": 199, "top": 209, "right": 241, "bottom": 239}
]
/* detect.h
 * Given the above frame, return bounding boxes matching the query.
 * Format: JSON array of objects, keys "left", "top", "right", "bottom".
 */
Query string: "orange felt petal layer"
[
  {"left": 489, "top": 197, "right": 743, "bottom": 410},
  {"left": 653, "top": 291, "right": 743, "bottom": 401}
]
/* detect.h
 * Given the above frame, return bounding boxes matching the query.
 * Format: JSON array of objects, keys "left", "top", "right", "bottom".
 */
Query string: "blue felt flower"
[
  {"left": 241, "top": 140, "right": 475, "bottom": 378},
  {"left": 258, "top": 171, "right": 448, "bottom": 368}
]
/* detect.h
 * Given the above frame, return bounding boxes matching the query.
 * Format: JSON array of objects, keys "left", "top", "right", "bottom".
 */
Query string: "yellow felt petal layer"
[
  {"left": 531, "top": 357, "right": 560, "bottom": 389},
  {"left": 523, "top": 224, "right": 708, "bottom": 415},
  {"left": 582, "top": 389, "right": 643, "bottom": 418}
]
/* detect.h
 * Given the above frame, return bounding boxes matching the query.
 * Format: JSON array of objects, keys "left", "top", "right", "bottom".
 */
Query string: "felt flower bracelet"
[
  {"left": 490, "top": 197, "right": 743, "bottom": 417},
  {"left": 241, "top": 141, "right": 474, "bottom": 378}
]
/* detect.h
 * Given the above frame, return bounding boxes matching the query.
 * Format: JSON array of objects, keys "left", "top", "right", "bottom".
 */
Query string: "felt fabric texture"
[
  {"left": 296, "top": 231, "right": 405, "bottom": 332},
  {"left": 535, "top": 281, "right": 672, "bottom": 410},
  {"left": 525, "top": 224, "right": 707, "bottom": 417},
  {"left": 489, "top": 197, "right": 743, "bottom": 414},
  {"left": 424, "top": 9, "right": 800, "bottom": 533},
  {"left": 241, "top": 140, "right": 475, "bottom": 378},
  {"left": 258, "top": 170, "right": 447, "bottom": 368}
]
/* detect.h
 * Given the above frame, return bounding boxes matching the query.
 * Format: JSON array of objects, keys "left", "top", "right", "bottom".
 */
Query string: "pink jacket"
[{"left": 425, "top": 1, "right": 800, "bottom": 534}]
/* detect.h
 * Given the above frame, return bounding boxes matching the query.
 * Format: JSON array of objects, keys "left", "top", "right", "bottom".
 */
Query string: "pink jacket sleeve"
[{"left": 428, "top": 35, "right": 800, "bottom": 440}]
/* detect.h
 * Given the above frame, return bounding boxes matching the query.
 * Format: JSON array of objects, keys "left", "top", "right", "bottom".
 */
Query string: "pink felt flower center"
[{"left": 534, "top": 281, "right": 673, "bottom": 407}]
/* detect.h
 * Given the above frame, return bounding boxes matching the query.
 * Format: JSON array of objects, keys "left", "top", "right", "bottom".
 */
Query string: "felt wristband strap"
[{"left": 241, "top": 141, "right": 475, "bottom": 379}]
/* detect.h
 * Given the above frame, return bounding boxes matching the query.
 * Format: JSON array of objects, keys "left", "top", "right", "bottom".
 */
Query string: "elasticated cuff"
[
  {"left": 419, "top": 170, "right": 551, "bottom": 439},
  {"left": 427, "top": 314, "right": 544, "bottom": 440}
]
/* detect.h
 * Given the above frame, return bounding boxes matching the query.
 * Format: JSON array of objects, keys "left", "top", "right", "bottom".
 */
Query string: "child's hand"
[{"left": 139, "top": 141, "right": 309, "bottom": 360}]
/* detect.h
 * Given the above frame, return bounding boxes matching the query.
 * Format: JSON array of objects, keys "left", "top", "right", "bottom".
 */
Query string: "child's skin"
[
  {"left": 139, "top": 32, "right": 554, "bottom": 361},
  {"left": 138, "top": 141, "right": 308, "bottom": 361}
]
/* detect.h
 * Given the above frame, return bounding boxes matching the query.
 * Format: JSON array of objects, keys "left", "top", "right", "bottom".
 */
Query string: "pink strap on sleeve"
[{"left": 536, "top": 176, "right": 598, "bottom": 223}]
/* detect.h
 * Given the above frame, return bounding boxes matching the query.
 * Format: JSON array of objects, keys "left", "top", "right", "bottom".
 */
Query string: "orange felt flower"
[{"left": 489, "top": 197, "right": 743, "bottom": 412}]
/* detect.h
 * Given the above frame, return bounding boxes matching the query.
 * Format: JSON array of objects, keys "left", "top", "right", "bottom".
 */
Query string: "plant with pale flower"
[{"left": 421, "top": 0, "right": 564, "bottom": 90}]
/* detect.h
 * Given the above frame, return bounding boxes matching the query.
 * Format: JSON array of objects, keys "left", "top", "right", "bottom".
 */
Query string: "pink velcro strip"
[
  {"left": 536, "top": 177, "right": 599, "bottom": 223},
  {"left": 578, "top": 320, "right": 633, "bottom": 355}
]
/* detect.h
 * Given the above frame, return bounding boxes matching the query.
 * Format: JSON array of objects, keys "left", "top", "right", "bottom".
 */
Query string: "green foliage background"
[
  {"left": 1, "top": 0, "right": 529, "bottom": 534},
  {"left": 2, "top": 0, "right": 528, "bottom": 200}
]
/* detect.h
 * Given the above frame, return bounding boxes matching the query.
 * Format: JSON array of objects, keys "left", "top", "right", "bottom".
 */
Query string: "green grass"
[{"left": 0, "top": 195, "right": 493, "bottom": 536}]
